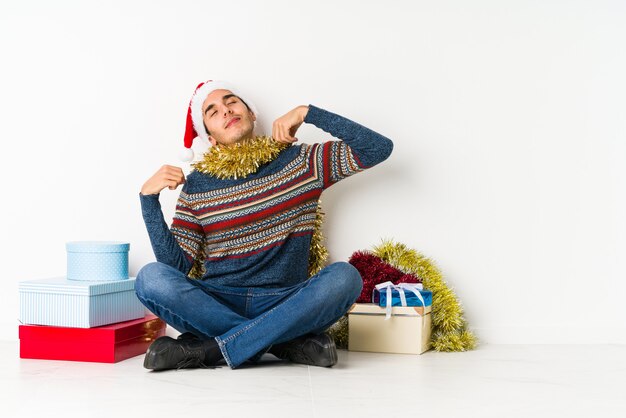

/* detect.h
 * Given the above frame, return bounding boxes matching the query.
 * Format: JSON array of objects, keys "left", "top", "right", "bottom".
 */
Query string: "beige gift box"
[{"left": 348, "top": 303, "right": 432, "bottom": 354}]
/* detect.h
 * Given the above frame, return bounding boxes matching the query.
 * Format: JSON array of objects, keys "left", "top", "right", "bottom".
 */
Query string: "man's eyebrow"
[{"left": 204, "top": 94, "right": 237, "bottom": 115}]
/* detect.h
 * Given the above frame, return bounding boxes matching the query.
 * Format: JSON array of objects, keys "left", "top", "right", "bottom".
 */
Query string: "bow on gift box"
[{"left": 374, "top": 281, "right": 426, "bottom": 320}]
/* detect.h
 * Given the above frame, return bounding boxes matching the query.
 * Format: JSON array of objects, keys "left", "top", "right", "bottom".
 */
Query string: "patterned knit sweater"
[{"left": 140, "top": 104, "right": 393, "bottom": 287}]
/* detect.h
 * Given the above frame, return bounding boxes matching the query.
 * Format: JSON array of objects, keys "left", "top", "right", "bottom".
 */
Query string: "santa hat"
[{"left": 181, "top": 80, "right": 259, "bottom": 162}]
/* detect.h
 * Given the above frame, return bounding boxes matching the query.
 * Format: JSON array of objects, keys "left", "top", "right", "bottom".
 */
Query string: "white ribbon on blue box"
[{"left": 373, "top": 281, "right": 431, "bottom": 320}]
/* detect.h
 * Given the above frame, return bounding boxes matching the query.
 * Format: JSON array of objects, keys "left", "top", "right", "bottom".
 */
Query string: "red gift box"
[{"left": 19, "top": 314, "right": 167, "bottom": 363}]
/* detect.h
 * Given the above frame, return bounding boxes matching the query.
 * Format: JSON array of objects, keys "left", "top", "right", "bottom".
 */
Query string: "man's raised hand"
[
  {"left": 272, "top": 105, "right": 309, "bottom": 144},
  {"left": 141, "top": 165, "right": 186, "bottom": 196}
]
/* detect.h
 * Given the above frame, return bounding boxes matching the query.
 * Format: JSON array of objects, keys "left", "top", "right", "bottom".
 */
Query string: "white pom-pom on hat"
[{"left": 179, "top": 147, "right": 194, "bottom": 163}]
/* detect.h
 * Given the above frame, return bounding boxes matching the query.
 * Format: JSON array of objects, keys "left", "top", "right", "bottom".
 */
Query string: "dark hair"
[{"left": 203, "top": 95, "right": 252, "bottom": 136}]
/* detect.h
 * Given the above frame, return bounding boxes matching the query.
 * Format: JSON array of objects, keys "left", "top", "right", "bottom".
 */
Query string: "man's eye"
[{"left": 211, "top": 111, "right": 217, "bottom": 117}]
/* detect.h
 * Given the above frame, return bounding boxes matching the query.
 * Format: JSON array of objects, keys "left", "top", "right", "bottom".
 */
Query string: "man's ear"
[
  {"left": 208, "top": 136, "right": 218, "bottom": 147},
  {"left": 249, "top": 110, "right": 256, "bottom": 122}
]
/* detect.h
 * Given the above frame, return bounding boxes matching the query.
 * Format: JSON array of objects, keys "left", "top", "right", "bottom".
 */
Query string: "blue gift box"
[
  {"left": 18, "top": 276, "right": 145, "bottom": 328},
  {"left": 372, "top": 286, "right": 432, "bottom": 308},
  {"left": 66, "top": 241, "right": 130, "bottom": 281}
]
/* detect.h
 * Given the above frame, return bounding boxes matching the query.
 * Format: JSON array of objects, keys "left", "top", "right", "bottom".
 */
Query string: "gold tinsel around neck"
[{"left": 192, "top": 135, "right": 291, "bottom": 179}]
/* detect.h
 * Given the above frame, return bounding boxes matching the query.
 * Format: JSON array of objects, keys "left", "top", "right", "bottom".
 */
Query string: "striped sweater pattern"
[{"left": 174, "top": 141, "right": 362, "bottom": 261}]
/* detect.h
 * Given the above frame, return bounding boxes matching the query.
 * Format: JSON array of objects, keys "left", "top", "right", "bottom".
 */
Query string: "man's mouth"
[{"left": 226, "top": 117, "right": 240, "bottom": 128}]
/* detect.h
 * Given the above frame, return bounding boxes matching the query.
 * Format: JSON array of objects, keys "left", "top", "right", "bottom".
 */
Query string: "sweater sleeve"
[
  {"left": 139, "top": 185, "right": 204, "bottom": 275},
  {"left": 303, "top": 104, "right": 393, "bottom": 189}
]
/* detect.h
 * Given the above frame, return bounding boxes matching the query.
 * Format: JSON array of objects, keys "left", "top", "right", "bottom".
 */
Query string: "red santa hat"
[{"left": 181, "top": 80, "right": 259, "bottom": 162}]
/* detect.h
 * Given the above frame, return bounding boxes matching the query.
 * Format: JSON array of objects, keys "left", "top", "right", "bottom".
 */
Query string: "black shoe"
[
  {"left": 143, "top": 336, "right": 221, "bottom": 371},
  {"left": 270, "top": 333, "right": 338, "bottom": 367},
  {"left": 177, "top": 332, "right": 200, "bottom": 341}
]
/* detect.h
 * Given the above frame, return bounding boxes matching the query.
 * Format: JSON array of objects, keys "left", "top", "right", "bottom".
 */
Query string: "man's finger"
[
  {"left": 165, "top": 166, "right": 184, "bottom": 176},
  {"left": 281, "top": 125, "right": 290, "bottom": 141},
  {"left": 163, "top": 173, "right": 181, "bottom": 182},
  {"left": 164, "top": 168, "right": 185, "bottom": 183},
  {"left": 283, "top": 125, "right": 293, "bottom": 142}
]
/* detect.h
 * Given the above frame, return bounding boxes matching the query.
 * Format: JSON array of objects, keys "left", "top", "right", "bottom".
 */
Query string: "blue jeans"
[{"left": 134, "top": 261, "right": 362, "bottom": 369}]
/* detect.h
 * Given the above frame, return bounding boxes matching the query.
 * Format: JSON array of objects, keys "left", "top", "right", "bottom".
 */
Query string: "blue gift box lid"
[
  {"left": 372, "top": 287, "right": 433, "bottom": 307},
  {"left": 18, "top": 277, "right": 136, "bottom": 296},
  {"left": 66, "top": 241, "right": 130, "bottom": 253}
]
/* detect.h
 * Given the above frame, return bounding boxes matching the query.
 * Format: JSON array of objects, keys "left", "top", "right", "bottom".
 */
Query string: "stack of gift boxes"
[
  {"left": 18, "top": 241, "right": 166, "bottom": 363},
  {"left": 348, "top": 281, "right": 433, "bottom": 355}
]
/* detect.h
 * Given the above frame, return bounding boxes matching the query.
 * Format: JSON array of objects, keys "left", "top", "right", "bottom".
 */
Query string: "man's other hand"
[
  {"left": 272, "top": 105, "right": 309, "bottom": 143},
  {"left": 141, "top": 165, "right": 186, "bottom": 195}
]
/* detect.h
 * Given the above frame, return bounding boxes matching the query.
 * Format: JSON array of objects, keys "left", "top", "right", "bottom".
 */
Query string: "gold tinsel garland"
[
  {"left": 372, "top": 239, "right": 477, "bottom": 351},
  {"left": 192, "top": 135, "right": 290, "bottom": 179},
  {"left": 186, "top": 135, "right": 328, "bottom": 279},
  {"left": 308, "top": 203, "right": 329, "bottom": 277}
]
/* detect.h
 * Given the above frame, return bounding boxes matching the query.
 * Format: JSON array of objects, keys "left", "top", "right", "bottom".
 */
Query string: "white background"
[{"left": 1, "top": 0, "right": 624, "bottom": 344}]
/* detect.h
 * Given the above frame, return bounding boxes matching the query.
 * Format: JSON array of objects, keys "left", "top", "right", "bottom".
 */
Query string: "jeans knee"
[
  {"left": 328, "top": 261, "right": 363, "bottom": 301},
  {"left": 135, "top": 262, "right": 173, "bottom": 301}
]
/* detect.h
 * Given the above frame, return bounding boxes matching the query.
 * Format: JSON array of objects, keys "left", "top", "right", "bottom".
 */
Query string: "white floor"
[{"left": 2, "top": 340, "right": 625, "bottom": 418}]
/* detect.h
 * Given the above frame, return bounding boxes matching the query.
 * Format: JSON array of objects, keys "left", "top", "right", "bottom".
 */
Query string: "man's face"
[{"left": 202, "top": 89, "right": 256, "bottom": 146}]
